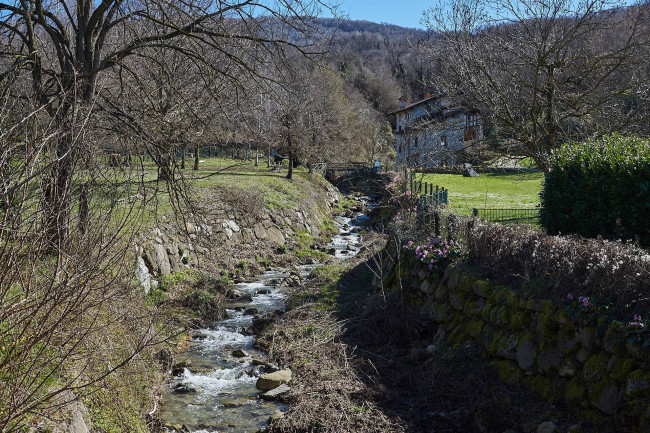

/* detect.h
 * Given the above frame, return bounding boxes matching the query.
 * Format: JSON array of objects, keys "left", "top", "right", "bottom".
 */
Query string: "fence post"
[
  {"left": 473, "top": 208, "right": 478, "bottom": 218},
  {"left": 434, "top": 210, "right": 440, "bottom": 237}
]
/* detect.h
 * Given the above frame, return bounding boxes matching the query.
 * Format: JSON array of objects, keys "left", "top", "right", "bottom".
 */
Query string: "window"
[{"left": 464, "top": 112, "right": 478, "bottom": 141}]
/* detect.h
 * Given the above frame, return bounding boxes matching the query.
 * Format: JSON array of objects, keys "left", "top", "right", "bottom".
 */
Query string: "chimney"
[{"left": 399, "top": 96, "right": 408, "bottom": 109}]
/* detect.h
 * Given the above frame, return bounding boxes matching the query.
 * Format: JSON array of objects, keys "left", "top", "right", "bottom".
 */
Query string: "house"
[{"left": 390, "top": 93, "right": 482, "bottom": 168}]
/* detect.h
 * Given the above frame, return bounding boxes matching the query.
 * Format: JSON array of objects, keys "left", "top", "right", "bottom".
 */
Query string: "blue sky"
[
  {"left": 333, "top": 0, "right": 433, "bottom": 29},
  {"left": 329, "top": 0, "right": 639, "bottom": 29}
]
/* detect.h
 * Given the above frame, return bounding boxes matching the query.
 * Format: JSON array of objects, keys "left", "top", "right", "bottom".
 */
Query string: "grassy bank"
[
  {"left": 416, "top": 171, "right": 544, "bottom": 215},
  {"left": 1, "top": 155, "right": 337, "bottom": 432}
]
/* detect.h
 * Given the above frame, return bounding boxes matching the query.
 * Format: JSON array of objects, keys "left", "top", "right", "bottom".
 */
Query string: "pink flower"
[{"left": 630, "top": 315, "right": 644, "bottom": 327}]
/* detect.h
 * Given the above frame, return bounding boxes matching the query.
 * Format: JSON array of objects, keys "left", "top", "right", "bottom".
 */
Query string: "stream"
[{"left": 159, "top": 195, "right": 373, "bottom": 433}]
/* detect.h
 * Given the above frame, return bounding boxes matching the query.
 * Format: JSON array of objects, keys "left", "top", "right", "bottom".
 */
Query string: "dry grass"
[
  {"left": 468, "top": 221, "right": 650, "bottom": 316},
  {"left": 258, "top": 303, "right": 404, "bottom": 433}
]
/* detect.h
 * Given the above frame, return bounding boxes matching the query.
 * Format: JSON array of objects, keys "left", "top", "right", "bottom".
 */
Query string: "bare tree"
[
  {"left": 0, "top": 0, "right": 335, "bottom": 244},
  {"left": 271, "top": 59, "right": 368, "bottom": 180},
  {"left": 424, "top": 0, "right": 650, "bottom": 169},
  {"left": 0, "top": 92, "right": 169, "bottom": 432}
]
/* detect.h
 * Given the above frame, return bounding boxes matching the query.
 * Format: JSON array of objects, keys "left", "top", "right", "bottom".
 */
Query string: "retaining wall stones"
[
  {"left": 383, "top": 256, "right": 650, "bottom": 432},
  {"left": 135, "top": 181, "right": 341, "bottom": 292}
]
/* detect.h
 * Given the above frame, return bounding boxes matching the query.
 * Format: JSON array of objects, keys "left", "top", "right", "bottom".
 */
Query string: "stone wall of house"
[{"left": 383, "top": 255, "right": 650, "bottom": 432}]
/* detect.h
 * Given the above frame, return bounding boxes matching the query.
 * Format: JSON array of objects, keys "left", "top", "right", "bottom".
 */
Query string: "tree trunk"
[
  {"left": 181, "top": 148, "right": 186, "bottom": 170},
  {"left": 78, "top": 182, "right": 90, "bottom": 235},
  {"left": 255, "top": 148, "right": 259, "bottom": 167},
  {"left": 194, "top": 142, "right": 200, "bottom": 170},
  {"left": 286, "top": 154, "right": 294, "bottom": 180},
  {"left": 43, "top": 134, "right": 75, "bottom": 250}
]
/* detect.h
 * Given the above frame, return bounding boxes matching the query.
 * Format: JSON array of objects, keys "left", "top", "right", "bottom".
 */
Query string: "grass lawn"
[
  {"left": 417, "top": 171, "right": 545, "bottom": 215},
  {"left": 89, "top": 156, "right": 321, "bottom": 233},
  {"left": 188, "top": 158, "right": 311, "bottom": 210}
]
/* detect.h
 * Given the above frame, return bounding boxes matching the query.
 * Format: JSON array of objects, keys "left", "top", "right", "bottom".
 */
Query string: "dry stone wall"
[
  {"left": 134, "top": 182, "right": 341, "bottom": 292},
  {"left": 383, "top": 256, "right": 650, "bottom": 432}
]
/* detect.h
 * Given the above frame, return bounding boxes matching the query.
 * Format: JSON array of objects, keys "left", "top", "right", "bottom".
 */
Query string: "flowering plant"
[
  {"left": 385, "top": 172, "right": 419, "bottom": 224},
  {"left": 403, "top": 237, "right": 461, "bottom": 271},
  {"left": 566, "top": 293, "right": 610, "bottom": 314},
  {"left": 625, "top": 315, "right": 649, "bottom": 348},
  {"left": 629, "top": 314, "right": 645, "bottom": 328}
]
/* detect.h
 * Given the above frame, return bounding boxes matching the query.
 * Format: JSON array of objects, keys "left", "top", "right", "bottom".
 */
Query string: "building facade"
[{"left": 391, "top": 93, "right": 482, "bottom": 168}]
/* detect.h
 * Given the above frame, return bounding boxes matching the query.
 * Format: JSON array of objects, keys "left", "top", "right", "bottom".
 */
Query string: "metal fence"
[{"left": 473, "top": 208, "right": 539, "bottom": 225}]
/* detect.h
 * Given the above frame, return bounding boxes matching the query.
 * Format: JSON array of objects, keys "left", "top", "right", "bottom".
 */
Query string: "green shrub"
[
  {"left": 195, "top": 271, "right": 231, "bottom": 294},
  {"left": 157, "top": 270, "right": 191, "bottom": 292},
  {"left": 145, "top": 286, "right": 168, "bottom": 306},
  {"left": 540, "top": 134, "right": 650, "bottom": 246}
]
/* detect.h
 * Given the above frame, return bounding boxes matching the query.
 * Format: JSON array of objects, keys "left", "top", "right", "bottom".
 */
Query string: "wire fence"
[{"left": 473, "top": 208, "right": 540, "bottom": 225}]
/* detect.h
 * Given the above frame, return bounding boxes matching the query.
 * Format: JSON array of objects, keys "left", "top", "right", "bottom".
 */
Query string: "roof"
[{"left": 389, "top": 93, "right": 445, "bottom": 115}]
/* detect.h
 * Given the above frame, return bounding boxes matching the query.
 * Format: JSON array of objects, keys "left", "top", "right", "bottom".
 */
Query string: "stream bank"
[{"left": 156, "top": 194, "right": 374, "bottom": 433}]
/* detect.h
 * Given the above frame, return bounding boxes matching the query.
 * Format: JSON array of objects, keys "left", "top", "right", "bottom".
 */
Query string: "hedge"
[{"left": 540, "top": 134, "right": 650, "bottom": 247}]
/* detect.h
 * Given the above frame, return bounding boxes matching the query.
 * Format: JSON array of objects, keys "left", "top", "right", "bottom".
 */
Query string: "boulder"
[
  {"left": 227, "top": 288, "right": 246, "bottom": 299},
  {"left": 135, "top": 256, "right": 152, "bottom": 294},
  {"left": 146, "top": 243, "right": 171, "bottom": 276},
  {"left": 537, "top": 421, "right": 557, "bottom": 433},
  {"left": 537, "top": 347, "right": 563, "bottom": 373},
  {"left": 260, "top": 384, "right": 291, "bottom": 401},
  {"left": 235, "top": 294, "right": 253, "bottom": 303},
  {"left": 232, "top": 349, "right": 249, "bottom": 358},
  {"left": 462, "top": 163, "right": 479, "bottom": 177},
  {"left": 224, "top": 220, "right": 240, "bottom": 233},
  {"left": 268, "top": 410, "right": 285, "bottom": 423},
  {"left": 252, "top": 358, "right": 279, "bottom": 371},
  {"left": 496, "top": 334, "right": 519, "bottom": 360},
  {"left": 589, "top": 382, "right": 621, "bottom": 415},
  {"left": 516, "top": 336, "right": 536, "bottom": 370},
  {"left": 266, "top": 227, "right": 285, "bottom": 245},
  {"left": 173, "top": 384, "right": 197, "bottom": 394},
  {"left": 256, "top": 369, "right": 292, "bottom": 391}
]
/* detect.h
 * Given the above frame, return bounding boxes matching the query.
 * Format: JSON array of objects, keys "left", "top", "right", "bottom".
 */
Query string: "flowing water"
[{"left": 159, "top": 195, "right": 373, "bottom": 433}]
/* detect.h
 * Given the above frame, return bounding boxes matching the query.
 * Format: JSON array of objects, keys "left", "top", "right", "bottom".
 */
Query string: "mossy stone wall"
[{"left": 384, "top": 256, "right": 650, "bottom": 432}]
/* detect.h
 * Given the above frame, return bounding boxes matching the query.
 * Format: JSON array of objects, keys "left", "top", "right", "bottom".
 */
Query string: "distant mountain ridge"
[{"left": 312, "top": 17, "right": 429, "bottom": 40}]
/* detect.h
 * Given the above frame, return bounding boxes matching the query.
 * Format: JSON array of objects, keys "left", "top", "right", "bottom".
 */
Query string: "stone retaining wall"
[
  {"left": 135, "top": 181, "right": 341, "bottom": 292},
  {"left": 384, "top": 256, "right": 650, "bottom": 432}
]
